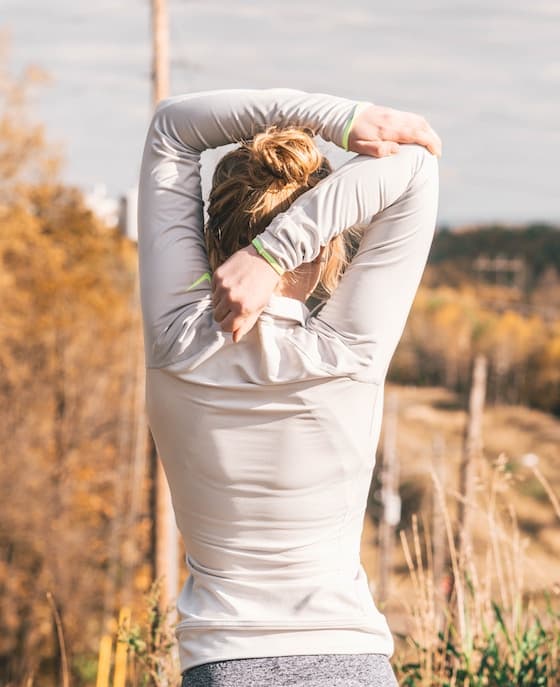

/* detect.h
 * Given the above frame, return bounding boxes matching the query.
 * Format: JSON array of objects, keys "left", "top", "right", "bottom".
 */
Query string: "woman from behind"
[{"left": 138, "top": 88, "right": 440, "bottom": 687}]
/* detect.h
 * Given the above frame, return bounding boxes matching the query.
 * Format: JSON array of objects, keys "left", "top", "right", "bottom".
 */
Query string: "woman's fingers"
[
  {"left": 210, "top": 243, "right": 282, "bottom": 341},
  {"left": 212, "top": 295, "right": 234, "bottom": 324},
  {"left": 212, "top": 289, "right": 259, "bottom": 336},
  {"left": 394, "top": 124, "right": 442, "bottom": 156},
  {"left": 428, "top": 127, "right": 443, "bottom": 157},
  {"left": 348, "top": 104, "right": 442, "bottom": 158},
  {"left": 216, "top": 310, "right": 261, "bottom": 341},
  {"left": 354, "top": 139, "right": 400, "bottom": 157},
  {"left": 232, "top": 311, "right": 262, "bottom": 343},
  {"left": 355, "top": 130, "right": 441, "bottom": 159},
  {"left": 218, "top": 310, "right": 238, "bottom": 333}
]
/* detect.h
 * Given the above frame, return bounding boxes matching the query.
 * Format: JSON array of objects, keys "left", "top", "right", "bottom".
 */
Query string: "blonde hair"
[{"left": 205, "top": 126, "right": 354, "bottom": 298}]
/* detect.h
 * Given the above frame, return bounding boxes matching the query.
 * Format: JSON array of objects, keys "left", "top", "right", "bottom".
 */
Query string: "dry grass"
[{"left": 359, "top": 383, "right": 560, "bottom": 684}]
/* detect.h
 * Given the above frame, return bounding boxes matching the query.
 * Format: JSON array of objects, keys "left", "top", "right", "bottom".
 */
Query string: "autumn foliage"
[
  {"left": 391, "top": 253, "right": 560, "bottom": 413},
  {"left": 0, "top": 52, "right": 147, "bottom": 684}
]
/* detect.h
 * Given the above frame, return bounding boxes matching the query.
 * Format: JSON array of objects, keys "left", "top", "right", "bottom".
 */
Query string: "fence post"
[
  {"left": 458, "top": 354, "right": 487, "bottom": 559},
  {"left": 113, "top": 607, "right": 131, "bottom": 687},
  {"left": 96, "top": 635, "right": 113, "bottom": 687}
]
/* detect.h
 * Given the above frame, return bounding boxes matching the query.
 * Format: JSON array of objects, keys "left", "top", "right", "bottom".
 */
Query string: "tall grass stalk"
[
  {"left": 395, "top": 455, "right": 560, "bottom": 686},
  {"left": 117, "top": 579, "right": 180, "bottom": 687}
]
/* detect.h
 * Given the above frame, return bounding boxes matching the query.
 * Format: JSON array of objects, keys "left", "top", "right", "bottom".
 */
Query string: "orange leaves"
[
  {"left": 393, "top": 284, "right": 559, "bottom": 411},
  {"left": 0, "top": 48, "right": 147, "bottom": 680}
]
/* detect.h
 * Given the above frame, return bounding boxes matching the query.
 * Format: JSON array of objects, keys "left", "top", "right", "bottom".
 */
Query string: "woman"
[{"left": 138, "top": 89, "right": 440, "bottom": 686}]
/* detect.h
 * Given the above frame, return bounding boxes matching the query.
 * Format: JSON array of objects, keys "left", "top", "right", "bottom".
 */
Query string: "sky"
[{"left": 2, "top": 0, "right": 560, "bottom": 225}]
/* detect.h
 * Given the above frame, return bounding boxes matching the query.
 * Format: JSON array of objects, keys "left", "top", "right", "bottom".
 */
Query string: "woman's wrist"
[
  {"left": 342, "top": 102, "right": 374, "bottom": 151},
  {"left": 251, "top": 237, "right": 286, "bottom": 276}
]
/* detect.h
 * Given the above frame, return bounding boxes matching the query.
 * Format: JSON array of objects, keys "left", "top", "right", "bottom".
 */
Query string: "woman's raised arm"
[
  {"left": 137, "top": 88, "right": 364, "bottom": 361},
  {"left": 210, "top": 103, "right": 441, "bottom": 342}
]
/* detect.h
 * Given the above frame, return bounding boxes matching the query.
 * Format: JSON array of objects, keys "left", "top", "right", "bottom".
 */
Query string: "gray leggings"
[{"left": 181, "top": 653, "right": 399, "bottom": 686}]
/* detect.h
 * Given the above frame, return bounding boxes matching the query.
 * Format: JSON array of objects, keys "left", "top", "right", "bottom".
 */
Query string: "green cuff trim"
[
  {"left": 251, "top": 237, "right": 285, "bottom": 276},
  {"left": 185, "top": 271, "right": 211, "bottom": 292},
  {"left": 342, "top": 101, "right": 370, "bottom": 151}
]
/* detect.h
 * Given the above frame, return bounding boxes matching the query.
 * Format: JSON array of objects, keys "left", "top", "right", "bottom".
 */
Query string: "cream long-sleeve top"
[{"left": 138, "top": 88, "right": 439, "bottom": 673}]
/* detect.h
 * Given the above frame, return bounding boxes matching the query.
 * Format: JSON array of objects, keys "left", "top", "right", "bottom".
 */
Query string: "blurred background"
[{"left": 1, "top": 1, "right": 559, "bottom": 685}]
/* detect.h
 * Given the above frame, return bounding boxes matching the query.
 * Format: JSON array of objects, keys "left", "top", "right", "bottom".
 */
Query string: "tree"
[{"left": 0, "top": 45, "right": 145, "bottom": 684}]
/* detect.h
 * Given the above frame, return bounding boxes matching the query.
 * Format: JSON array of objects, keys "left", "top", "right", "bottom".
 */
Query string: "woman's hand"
[
  {"left": 211, "top": 244, "right": 282, "bottom": 343},
  {"left": 348, "top": 104, "right": 442, "bottom": 158}
]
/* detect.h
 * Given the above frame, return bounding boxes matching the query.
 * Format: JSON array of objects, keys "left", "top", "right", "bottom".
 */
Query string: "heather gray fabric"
[
  {"left": 138, "top": 89, "right": 439, "bottom": 673},
  {"left": 181, "top": 654, "right": 399, "bottom": 687}
]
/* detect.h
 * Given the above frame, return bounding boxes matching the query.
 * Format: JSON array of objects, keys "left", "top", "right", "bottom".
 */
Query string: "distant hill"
[{"left": 428, "top": 224, "right": 560, "bottom": 292}]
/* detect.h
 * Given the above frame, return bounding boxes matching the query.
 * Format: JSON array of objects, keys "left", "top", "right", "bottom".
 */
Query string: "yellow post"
[
  {"left": 113, "top": 607, "right": 131, "bottom": 687},
  {"left": 96, "top": 635, "right": 113, "bottom": 687}
]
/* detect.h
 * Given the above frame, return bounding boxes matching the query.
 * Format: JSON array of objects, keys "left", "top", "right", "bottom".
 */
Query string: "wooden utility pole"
[
  {"left": 378, "top": 392, "right": 400, "bottom": 604},
  {"left": 121, "top": 321, "right": 149, "bottom": 608},
  {"left": 151, "top": 0, "right": 170, "bottom": 104},
  {"left": 149, "top": 0, "right": 178, "bottom": 612},
  {"left": 457, "top": 354, "right": 487, "bottom": 559}
]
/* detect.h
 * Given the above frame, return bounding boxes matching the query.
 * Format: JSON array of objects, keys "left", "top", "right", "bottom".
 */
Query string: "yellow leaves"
[
  {"left": 479, "top": 310, "right": 545, "bottom": 368},
  {"left": 0, "top": 41, "right": 151, "bottom": 682},
  {"left": 133, "top": 565, "right": 153, "bottom": 593},
  {"left": 0, "top": 38, "right": 61, "bottom": 204},
  {"left": 542, "top": 330, "right": 560, "bottom": 365},
  {"left": 393, "top": 285, "right": 559, "bottom": 411},
  {"left": 531, "top": 323, "right": 560, "bottom": 407}
]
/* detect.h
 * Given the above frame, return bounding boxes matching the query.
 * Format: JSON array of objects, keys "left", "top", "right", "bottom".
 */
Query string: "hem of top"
[
  {"left": 176, "top": 616, "right": 394, "bottom": 673},
  {"left": 181, "top": 648, "right": 393, "bottom": 674}
]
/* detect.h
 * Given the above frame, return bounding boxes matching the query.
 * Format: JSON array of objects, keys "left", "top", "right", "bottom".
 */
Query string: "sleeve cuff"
[
  {"left": 251, "top": 237, "right": 286, "bottom": 276},
  {"left": 341, "top": 101, "right": 371, "bottom": 151}
]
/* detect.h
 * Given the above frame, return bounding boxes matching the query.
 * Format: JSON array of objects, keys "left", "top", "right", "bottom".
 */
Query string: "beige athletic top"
[{"left": 138, "top": 88, "right": 439, "bottom": 672}]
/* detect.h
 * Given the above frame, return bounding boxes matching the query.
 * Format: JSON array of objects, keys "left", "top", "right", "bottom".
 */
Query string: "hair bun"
[{"left": 249, "top": 127, "right": 322, "bottom": 186}]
